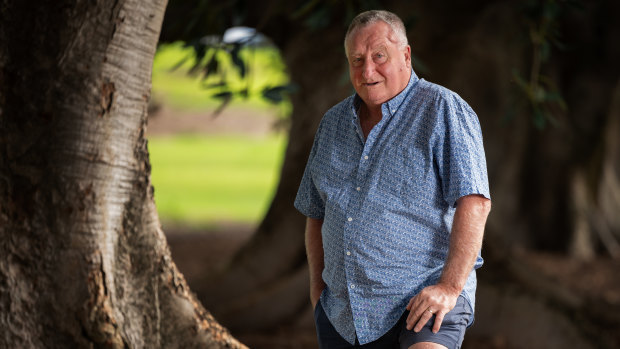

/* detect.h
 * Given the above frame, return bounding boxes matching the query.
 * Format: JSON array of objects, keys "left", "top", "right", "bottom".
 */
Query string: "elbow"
[
  {"left": 475, "top": 195, "right": 492, "bottom": 217},
  {"left": 457, "top": 194, "right": 491, "bottom": 217},
  {"left": 481, "top": 197, "right": 492, "bottom": 215}
]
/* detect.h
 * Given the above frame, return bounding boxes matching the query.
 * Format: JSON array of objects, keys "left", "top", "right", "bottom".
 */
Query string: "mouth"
[{"left": 363, "top": 81, "right": 381, "bottom": 87}]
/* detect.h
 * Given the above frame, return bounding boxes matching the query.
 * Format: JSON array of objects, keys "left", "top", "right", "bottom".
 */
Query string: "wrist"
[{"left": 437, "top": 279, "right": 462, "bottom": 297}]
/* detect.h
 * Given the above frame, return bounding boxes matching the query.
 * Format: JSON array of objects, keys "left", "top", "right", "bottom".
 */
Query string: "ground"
[
  {"left": 165, "top": 224, "right": 620, "bottom": 349},
  {"left": 147, "top": 103, "right": 281, "bottom": 137}
]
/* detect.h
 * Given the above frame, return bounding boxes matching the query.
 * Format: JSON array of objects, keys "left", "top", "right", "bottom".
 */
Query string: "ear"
[{"left": 404, "top": 45, "right": 412, "bottom": 67}]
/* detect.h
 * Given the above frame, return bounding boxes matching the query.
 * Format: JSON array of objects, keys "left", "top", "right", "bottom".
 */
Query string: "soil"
[
  {"left": 147, "top": 104, "right": 279, "bottom": 137},
  {"left": 166, "top": 225, "right": 620, "bottom": 349},
  {"left": 165, "top": 225, "right": 323, "bottom": 349},
  {"left": 525, "top": 251, "right": 620, "bottom": 306}
]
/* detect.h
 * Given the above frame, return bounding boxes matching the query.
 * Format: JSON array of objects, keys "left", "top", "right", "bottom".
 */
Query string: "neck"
[
  {"left": 359, "top": 103, "right": 382, "bottom": 139},
  {"left": 362, "top": 104, "right": 382, "bottom": 121}
]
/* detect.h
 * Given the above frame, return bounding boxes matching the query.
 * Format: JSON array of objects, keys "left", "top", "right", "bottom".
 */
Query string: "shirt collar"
[
  {"left": 352, "top": 69, "right": 419, "bottom": 117},
  {"left": 386, "top": 69, "right": 418, "bottom": 114}
]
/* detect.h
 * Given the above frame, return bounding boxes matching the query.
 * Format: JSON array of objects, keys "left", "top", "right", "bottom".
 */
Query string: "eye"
[
  {"left": 374, "top": 52, "right": 387, "bottom": 62},
  {"left": 351, "top": 57, "right": 363, "bottom": 66}
]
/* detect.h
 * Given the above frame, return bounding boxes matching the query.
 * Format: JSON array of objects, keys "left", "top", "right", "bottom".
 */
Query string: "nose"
[{"left": 362, "top": 60, "right": 375, "bottom": 80}]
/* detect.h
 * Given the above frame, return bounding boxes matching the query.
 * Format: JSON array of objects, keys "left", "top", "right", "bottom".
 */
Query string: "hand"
[{"left": 405, "top": 284, "right": 459, "bottom": 333}]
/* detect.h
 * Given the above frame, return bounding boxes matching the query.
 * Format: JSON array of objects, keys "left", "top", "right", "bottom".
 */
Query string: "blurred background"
[
  {"left": 148, "top": 1, "right": 620, "bottom": 348},
  {"left": 148, "top": 38, "right": 289, "bottom": 228}
]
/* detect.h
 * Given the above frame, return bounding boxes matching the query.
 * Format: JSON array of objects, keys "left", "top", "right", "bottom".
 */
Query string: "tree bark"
[{"left": 0, "top": 0, "right": 245, "bottom": 347}]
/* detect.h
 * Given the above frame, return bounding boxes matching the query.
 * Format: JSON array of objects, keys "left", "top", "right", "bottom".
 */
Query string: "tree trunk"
[{"left": 0, "top": 0, "right": 244, "bottom": 347}]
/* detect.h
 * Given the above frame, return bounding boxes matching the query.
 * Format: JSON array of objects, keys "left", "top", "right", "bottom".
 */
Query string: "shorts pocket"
[{"left": 442, "top": 296, "right": 472, "bottom": 327}]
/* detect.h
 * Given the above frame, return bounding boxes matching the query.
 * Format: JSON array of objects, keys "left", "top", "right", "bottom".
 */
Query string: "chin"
[{"left": 366, "top": 95, "right": 387, "bottom": 106}]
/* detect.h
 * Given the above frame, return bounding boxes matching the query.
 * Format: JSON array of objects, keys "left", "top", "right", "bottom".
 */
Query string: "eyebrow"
[{"left": 349, "top": 44, "right": 388, "bottom": 58}]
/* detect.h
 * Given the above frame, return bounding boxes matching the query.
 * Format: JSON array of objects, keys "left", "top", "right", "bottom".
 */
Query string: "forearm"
[
  {"left": 305, "top": 217, "right": 325, "bottom": 305},
  {"left": 439, "top": 195, "right": 491, "bottom": 296}
]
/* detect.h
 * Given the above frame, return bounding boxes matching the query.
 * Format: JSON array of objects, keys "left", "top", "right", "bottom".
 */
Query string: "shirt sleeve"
[
  {"left": 434, "top": 93, "right": 491, "bottom": 208},
  {"left": 294, "top": 120, "right": 326, "bottom": 219}
]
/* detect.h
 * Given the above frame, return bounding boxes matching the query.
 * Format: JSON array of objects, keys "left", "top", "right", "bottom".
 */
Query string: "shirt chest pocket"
[{"left": 374, "top": 147, "right": 427, "bottom": 208}]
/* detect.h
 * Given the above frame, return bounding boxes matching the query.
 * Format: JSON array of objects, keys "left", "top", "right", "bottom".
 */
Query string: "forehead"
[{"left": 346, "top": 21, "right": 396, "bottom": 56}]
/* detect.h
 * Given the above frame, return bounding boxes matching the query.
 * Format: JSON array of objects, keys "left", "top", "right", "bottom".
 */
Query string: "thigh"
[
  {"left": 314, "top": 301, "right": 401, "bottom": 349},
  {"left": 407, "top": 342, "right": 447, "bottom": 349},
  {"left": 398, "top": 295, "right": 472, "bottom": 349},
  {"left": 314, "top": 301, "right": 356, "bottom": 349}
]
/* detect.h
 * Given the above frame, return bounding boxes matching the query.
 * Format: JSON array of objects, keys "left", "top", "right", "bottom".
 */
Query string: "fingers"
[
  {"left": 432, "top": 311, "right": 445, "bottom": 333},
  {"left": 405, "top": 286, "right": 458, "bottom": 333},
  {"left": 406, "top": 296, "right": 414, "bottom": 310},
  {"left": 413, "top": 308, "right": 434, "bottom": 332},
  {"left": 405, "top": 297, "right": 429, "bottom": 331},
  {"left": 405, "top": 295, "right": 420, "bottom": 329},
  {"left": 407, "top": 307, "right": 443, "bottom": 333}
]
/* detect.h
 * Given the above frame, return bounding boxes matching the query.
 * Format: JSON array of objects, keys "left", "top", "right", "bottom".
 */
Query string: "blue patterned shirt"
[{"left": 294, "top": 70, "right": 490, "bottom": 344}]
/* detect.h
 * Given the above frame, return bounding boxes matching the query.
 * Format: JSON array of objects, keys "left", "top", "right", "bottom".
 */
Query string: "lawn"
[
  {"left": 149, "top": 41, "right": 290, "bottom": 228},
  {"left": 149, "top": 133, "right": 287, "bottom": 228}
]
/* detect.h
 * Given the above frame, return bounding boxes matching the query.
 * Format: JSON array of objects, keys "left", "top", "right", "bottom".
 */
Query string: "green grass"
[
  {"left": 149, "top": 42, "right": 291, "bottom": 228},
  {"left": 149, "top": 133, "right": 287, "bottom": 227},
  {"left": 152, "top": 41, "right": 291, "bottom": 113}
]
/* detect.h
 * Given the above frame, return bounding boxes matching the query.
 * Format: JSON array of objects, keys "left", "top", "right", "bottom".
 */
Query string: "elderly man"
[{"left": 294, "top": 10, "right": 491, "bottom": 349}]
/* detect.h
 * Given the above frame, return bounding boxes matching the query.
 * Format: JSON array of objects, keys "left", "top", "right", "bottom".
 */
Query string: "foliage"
[
  {"left": 153, "top": 41, "right": 292, "bottom": 116},
  {"left": 511, "top": 0, "right": 581, "bottom": 129},
  {"left": 171, "top": 29, "right": 296, "bottom": 116},
  {"left": 161, "top": 0, "right": 574, "bottom": 131},
  {"left": 160, "top": 0, "right": 395, "bottom": 115}
]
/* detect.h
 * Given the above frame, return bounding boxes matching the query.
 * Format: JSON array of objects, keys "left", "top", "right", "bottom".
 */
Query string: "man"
[{"left": 294, "top": 10, "right": 491, "bottom": 349}]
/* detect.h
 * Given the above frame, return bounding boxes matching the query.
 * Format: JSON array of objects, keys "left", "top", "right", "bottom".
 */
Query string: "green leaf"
[
  {"left": 168, "top": 56, "right": 189, "bottom": 73},
  {"left": 202, "top": 54, "right": 219, "bottom": 79},
  {"left": 262, "top": 84, "right": 296, "bottom": 104},
  {"left": 212, "top": 91, "right": 233, "bottom": 100},
  {"left": 229, "top": 43, "right": 246, "bottom": 78}
]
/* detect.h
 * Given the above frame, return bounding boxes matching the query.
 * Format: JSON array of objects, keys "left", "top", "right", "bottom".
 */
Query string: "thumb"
[{"left": 406, "top": 296, "right": 415, "bottom": 310}]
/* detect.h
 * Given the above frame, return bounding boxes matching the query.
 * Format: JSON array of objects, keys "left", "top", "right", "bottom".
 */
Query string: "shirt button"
[
  {"left": 364, "top": 155, "right": 369, "bottom": 160},
  {"left": 356, "top": 187, "right": 361, "bottom": 191},
  {"left": 347, "top": 217, "right": 353, "bottom": 222},
  {"left": 346, "top": 251, "right": 351, "bottom": 256},
  {"left": 350, "top": 284, "right": 355, "bottom": 289}
]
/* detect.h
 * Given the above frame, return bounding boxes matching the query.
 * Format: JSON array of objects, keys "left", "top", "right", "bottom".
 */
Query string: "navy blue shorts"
[{"left": 314, "top": 296, "right": 472, "bottom": 349}]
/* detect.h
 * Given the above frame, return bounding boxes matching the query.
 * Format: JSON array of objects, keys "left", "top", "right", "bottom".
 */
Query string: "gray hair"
[{"left": 344, "top": 10, "right": 408, "bottom": 55}]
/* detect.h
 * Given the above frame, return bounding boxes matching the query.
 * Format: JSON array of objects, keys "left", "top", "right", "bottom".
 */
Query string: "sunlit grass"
[
  {"left": 149, "top": 133, "right": 287, "bottom": 227},
  {"left": 149, "top": 41, "right": 291, "bottom": 228}
]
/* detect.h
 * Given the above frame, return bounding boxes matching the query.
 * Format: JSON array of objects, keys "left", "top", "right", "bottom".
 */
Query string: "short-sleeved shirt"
[{"left": 294, "top": 70, "right": 490, "bottom": 345}]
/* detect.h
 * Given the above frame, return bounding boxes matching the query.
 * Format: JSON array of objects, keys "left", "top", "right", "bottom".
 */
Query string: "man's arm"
[
  {"left": 305, "top": 217, "right": 325, "bottom": 308},
  {"left": 406, "top": 194, "right": 491, "bottom": 333}
]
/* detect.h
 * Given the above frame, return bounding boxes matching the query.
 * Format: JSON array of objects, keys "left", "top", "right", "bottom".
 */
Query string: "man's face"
[{"left": 346, "top": 21, "right": 411, "bottom": 109}]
